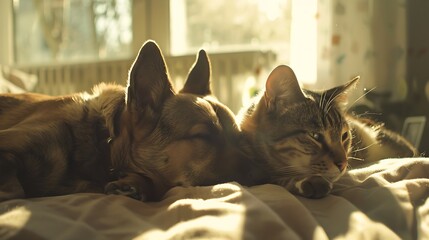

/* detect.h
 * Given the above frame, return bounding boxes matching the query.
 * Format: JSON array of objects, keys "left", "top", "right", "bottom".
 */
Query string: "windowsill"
[
  {"left": 13, "top": 55, "right": 135, "bottom": 68},
  {"left": 170, "top": 44, "right": 284, "bottom": 57}
]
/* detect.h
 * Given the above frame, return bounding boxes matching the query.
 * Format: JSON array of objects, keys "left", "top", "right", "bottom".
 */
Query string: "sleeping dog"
[{"left": 0, "top": 40, "right": 241, "bottom": 201}]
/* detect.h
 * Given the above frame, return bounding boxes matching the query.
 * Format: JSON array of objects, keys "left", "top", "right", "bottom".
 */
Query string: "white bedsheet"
[{"left": 1, "top": 158, "right": 428, "bottom": 240}]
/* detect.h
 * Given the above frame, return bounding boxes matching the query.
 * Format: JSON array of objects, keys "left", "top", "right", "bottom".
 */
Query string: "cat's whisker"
[
  {"left": 321, "top": 92, "right": 329, "bottom": 115},
  {"left": 325, "top": 91, "right": 338, "bottom": 111},
  {"left": 322, "top": 92, "right": 326, "bottom": 109},
  {"left": 324, "top": 88, "right": 340, "bottom": 114},
  {"left": 323, "top": 97, "right": 331, "bottom": 115},
  {"left": 350, "top": 135, "right": 359, "bottom": 141},
  {"left": 325, "top": 92, "right": 344, "bottom": 114},
  {"left": 326, "top": 103, "right": 336, "bottom": 115},
  {"left": 351, "top": 142, "right": 378, "bottom": 153},
  {"left": 325, "top": 99, "right": 337, "bottom": 115},
  {"left": 346, "top": 86, "right": 377, "bottom": 112},
  {"left": 347, "top": 156, "right": 364, "bottom": 161}
]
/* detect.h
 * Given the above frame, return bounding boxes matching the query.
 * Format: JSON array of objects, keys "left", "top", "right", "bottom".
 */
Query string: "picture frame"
[{"left": 401, "top": 116, "right": 426, "bottom": 149}]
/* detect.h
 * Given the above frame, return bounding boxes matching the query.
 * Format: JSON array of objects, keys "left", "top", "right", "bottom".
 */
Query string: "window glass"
[
  {"left": 13, "top": 0, "right": 132, "bottom": 64},
  {"left": 170, "top": 0, "right": 291, "bottom": 59},
  {"left": 169, "top": 0, "right": 317, "bottom": 84}
]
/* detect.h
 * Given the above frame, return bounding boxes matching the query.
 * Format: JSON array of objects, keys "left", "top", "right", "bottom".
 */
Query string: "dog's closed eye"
[{"left": 187, "top": 124, "right": 215, "bottom": 140}]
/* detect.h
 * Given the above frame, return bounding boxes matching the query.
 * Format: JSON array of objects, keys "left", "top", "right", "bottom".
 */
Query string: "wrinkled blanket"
[{"left": 1, "top": 158, "right": 428, "bottom": 240}]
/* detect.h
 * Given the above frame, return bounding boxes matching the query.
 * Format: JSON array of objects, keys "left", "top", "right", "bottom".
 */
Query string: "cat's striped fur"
[{"left": 237, "top": 65, "right": 417, "bottom": 198}]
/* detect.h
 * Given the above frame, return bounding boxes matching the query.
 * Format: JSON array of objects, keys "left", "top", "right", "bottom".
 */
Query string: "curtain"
[{"left": 316, "top": 0, "right": 408, "bottom": 103}]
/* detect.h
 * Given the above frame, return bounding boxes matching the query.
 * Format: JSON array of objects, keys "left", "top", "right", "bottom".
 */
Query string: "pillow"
[{"left": 0, "top": 65, "right": 38, "bottom": 93}]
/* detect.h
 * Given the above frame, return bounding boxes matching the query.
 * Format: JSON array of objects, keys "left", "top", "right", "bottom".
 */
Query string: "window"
[
  {"left": 13, "top": 0, "right": 132, "bottom": 64},
  {"left": 169, "top": 0, "right": 317, "bottom": 84},
  {"left": 12, "top": 0, "right": 317, "bottom": 84},
  {"left": 289, "top": 0, "right": 317, "bottom": 84},
  {"left": 170, "top": 0, "right": 291, "bottom": 58}
]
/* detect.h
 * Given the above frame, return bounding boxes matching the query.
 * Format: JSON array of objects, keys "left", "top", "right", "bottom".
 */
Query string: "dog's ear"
[
  {"left": 126, "top": 40, "right": 174, "bottom": 114},
  {"left": 180, "top": 49, "right": 212, "bottom": 95}
]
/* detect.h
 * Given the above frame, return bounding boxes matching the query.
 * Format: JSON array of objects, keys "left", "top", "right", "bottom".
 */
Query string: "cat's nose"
[{"left": 335, "top": 161, "right": 347, "bottom": 172}]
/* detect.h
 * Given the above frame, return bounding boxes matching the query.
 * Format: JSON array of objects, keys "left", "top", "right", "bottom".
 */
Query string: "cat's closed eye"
[{"left": 310, "top": 132, "right": 323, "bottom": 142}]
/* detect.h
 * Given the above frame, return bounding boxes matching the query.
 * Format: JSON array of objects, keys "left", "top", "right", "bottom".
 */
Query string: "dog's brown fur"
[{"left": 0, "top": 41, "right": 242, "bottom": 201}]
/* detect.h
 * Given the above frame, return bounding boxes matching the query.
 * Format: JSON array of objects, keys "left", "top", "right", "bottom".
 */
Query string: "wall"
[{"left": 405, "top": 0, "right": 429, "bottom": 153}]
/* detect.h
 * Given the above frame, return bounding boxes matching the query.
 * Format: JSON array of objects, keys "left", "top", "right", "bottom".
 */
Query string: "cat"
[
  {"left": 236, "top": 65, "right": 418, "bottom": 198},
  {"left": 0, "top": 40, "right": 240, "bottom": 201},
  {"left": 346, "top": 115, "right": 418, "bottom": 167}
]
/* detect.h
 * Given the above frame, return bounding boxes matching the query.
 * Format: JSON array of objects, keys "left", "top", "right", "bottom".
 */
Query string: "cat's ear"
[
  {"left": 264, "top": 65, "right": 306, "bottom": 110},
  {"left": 325, "top": 76, "right": 360, "bottom": 106},
  {"left": 180, "top": 49, "right": 212, "bottom": 95},
  {"left": 126, "top": 40, "right": 175, "bottom": 114}
]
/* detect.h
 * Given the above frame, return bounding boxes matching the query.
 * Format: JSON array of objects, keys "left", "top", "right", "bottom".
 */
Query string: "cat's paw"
[
  {"left": 295, "top": 176, "right": 333, "bottom": 199},
  {"left": 104, "top": 172, "right": 148, "bottom": 200},
  {"left": 105, "top": 181, "right": 144, "bottom": 200}
]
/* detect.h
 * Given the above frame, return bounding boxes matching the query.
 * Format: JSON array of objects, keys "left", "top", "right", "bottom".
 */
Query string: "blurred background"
[{"left": 0, "top": 0, "right": 428, "bottom": 153}]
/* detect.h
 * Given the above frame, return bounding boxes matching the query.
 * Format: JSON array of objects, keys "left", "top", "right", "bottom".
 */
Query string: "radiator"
[{"left": 17, "top": 50, "right": 276, "bottom": 113}]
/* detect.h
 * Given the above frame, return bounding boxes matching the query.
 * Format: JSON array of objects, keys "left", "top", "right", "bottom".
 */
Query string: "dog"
[{"left": 0, "top": 40, "right": 242, "bottom": 201}]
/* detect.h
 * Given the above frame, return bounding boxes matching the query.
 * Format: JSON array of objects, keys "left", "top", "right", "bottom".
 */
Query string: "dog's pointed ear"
[
  {"left": 126, "top": 40, "right": 174, "bottom": 113},
  {"left": 180, "top": 49, "right": 212, "bottom": 95}
]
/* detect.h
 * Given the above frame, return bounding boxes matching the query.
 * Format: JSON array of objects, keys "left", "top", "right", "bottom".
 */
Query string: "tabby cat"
[{"left": 237, "top": 65, "right": 417, "bottom": 198}]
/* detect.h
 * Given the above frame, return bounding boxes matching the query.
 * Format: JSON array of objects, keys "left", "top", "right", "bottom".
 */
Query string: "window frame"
[
  {"left": 4, "top": 0, "right": 316, "bottom": 86},
  {"left": 0, "top": 0, "right": 14, "bottom": 65}
]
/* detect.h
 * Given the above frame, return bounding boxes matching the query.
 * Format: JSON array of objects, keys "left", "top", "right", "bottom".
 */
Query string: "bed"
[
  {"left": 0, "top": 157, "right": 428, "bottom": 239},
  {"left": 1, "top": 68, "right": 428, "bottom": 239}
]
